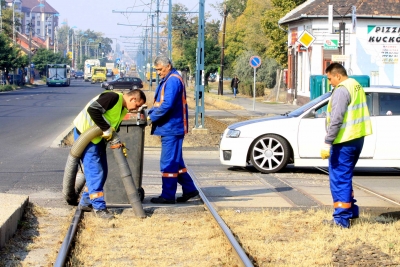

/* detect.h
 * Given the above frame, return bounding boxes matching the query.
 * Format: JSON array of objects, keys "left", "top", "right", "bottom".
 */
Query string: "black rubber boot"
[
  {"left": 151, "top": 196, "right": 175, "bottom": 204},
  {"left": 176, "top": 190, "right": 199, "bottom": 203}
]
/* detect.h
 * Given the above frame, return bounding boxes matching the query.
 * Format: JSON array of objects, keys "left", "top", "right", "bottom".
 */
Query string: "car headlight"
[{"left": 226, "top": 129, "right": 240, "bottom": 138}]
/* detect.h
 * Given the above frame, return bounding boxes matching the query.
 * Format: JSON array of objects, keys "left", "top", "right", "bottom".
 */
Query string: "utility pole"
[
  {"left": 168, "top": 0, "right": 172, "bottom": 59},
  {"left": 156, "top": 0, "right": 160, "bottom": 84},
  {"left": 218, "top": 5, "right": 228, "bottom": 95},
  {"left": 194, "top": 0, "right": 205, "bottom": 130},
  {"left": 150, "top": 14, "right": 154, "bottom": 90}
]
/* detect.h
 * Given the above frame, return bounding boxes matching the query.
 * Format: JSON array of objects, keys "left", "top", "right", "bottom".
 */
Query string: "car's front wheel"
[
  {"left": 132, "top": 85, "right": 138, "bottom": 90},
  {"left": 108, "top": 85, "right": 113, "bottom": 90},
  {"left": 250, "top": 134, "right": 290, "bottom": 173}
]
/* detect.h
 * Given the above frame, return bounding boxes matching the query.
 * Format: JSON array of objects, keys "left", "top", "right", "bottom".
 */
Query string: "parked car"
[
  {"left": 75, "top": 71, "right": 84, "bottom": 79},
  {"left": 219, "top": 86, "right": 400, "bottom": 173},
  {"left": 101, "top": 77, "right": 143, "bottom": 90},
  {"left": 106, "top": 69, "right": 113, "bottom": 77}
]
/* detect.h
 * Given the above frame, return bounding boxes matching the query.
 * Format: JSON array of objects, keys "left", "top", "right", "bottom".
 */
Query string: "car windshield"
[{"left": 286, "top": 92, "right": 332, "bottom": 117}]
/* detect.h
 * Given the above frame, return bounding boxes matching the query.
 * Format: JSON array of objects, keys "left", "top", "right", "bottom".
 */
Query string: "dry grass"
[
  {"left": 0, "top": 203, "right": 72, "bottom": 267},
  {"left": 220, "top": 209, "right": 400, "bottom": 266},
  {"left": 68, "top": 211, "right": 237, "bottom": 267},
  {"left": 67, "top": 209, "right": 400, "bottom": 267}
]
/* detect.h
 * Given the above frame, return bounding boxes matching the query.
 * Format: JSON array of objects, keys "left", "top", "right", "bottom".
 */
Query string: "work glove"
[
  {"left": 320, "top": 143, "right": 331, "bottom": 160},
  {"left": 147, "top": 116, "right": 152, "bottom": 126},
  {"left": 102, "top": 127, "right": 115, "bottom": 141}
]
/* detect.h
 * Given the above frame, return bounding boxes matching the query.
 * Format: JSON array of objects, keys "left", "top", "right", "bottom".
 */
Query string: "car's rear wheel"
[
  {"left": 108, "top": 85, "right": 113, "bottom": 90},
  {"left": 250, "top": 134, "right": 290, "bottom": 173}
]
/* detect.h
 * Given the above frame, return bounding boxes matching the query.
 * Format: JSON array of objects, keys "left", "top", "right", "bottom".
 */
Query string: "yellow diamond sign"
[{"left": 297, "top": 30, "right": 316, "bottom": 48}]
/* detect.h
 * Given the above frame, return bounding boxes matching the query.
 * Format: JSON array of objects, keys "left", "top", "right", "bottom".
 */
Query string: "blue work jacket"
[{"left": 149, "top": 69, "right": 188, "bottom": 136}]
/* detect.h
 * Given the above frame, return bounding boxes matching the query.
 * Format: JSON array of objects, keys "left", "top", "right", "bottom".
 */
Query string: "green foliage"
[
  {"left": 183, "top": 37, "right": 220, "bottom": 83},
  {"left": 261, "top": 0, "right": 306, "bottom": 66},
  {"left": 31, "top": 48, "right": 69, "bottom": 73},
  {"left": 0, "top": 4, "right": 23, "bottom": 39},
  {"left": 0, "top": 33, "right": 28, "bottom": 82},
  {"left": 226, "top": 0, "right": 248, "bottom": 19},
  {"left": 0, "top": 84, "right": 16, "bottom": 92},
  {"left": 174, "top": 58, "right": 189, "bottom": 71},
  {"left": 56, "top": 27, "right": 112, "bottom": 62},
  {"left": 238, "top": 81, "right": 265, "bottom": 97}
]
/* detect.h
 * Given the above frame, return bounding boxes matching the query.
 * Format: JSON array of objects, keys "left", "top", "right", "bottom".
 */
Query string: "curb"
[{"left": 0, "top": 193, "right": 29, "bottom": 248}]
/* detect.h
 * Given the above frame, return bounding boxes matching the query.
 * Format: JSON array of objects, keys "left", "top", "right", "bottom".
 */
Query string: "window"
[
  {"left": 378, "top": 93, "right": 400, "bottom": 116},
  {"left": 36, "top": 29, "right": 40, "bottom": 35},
  {"left": 37, "top": 21, "right": 40, "bottom": 26}
]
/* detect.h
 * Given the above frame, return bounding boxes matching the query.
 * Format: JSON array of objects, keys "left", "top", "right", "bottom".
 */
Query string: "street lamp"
[
  {"left": 85, "top": 38, "right": 94, "bottom": 57},
  {"left": 7, "top": 0, "right": 21, "bottom": 44},
  {"left": 45, "top": 13, "right": 59, "bottom": 50},
  {"left": 28, "top": 2, "right": 45, "bottom": 83},
  {"left": 77, "top": 32, "right": 88, "bottom": 66}
]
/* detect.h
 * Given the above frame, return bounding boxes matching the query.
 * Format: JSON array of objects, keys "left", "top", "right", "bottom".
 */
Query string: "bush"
[
  {"left": 0, "top": 84, "right": 16, "bottom": 91},
  {"left": 238, "top": 81, "right": 264, "bottom": 97}
]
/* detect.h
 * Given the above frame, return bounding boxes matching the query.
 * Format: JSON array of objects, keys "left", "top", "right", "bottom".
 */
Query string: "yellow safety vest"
[
  {"left": 73, "top": 92, "right": 128, "bottom": 144},
  {"left": 327, "top": 78, "right": 372, "bottom": 144}
]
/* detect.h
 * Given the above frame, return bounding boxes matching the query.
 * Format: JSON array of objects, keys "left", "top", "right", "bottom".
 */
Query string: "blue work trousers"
[
  {"left": 74, "top": 128, "right": 108, "bottom": 210},
  {"left": 160, "top": 135, "right": 197, "bottom": 200},
  {"left": 329, "top": 137, "right": 364, "bottom": 228},
  {"left": 233, "top": 87, "right": 237, "bottom": 97}
]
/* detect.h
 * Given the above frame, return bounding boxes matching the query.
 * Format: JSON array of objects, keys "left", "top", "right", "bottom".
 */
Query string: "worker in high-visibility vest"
[
  {"left": 321, "top": 63, "right": 372, "bottom": 228},
  {"left": 73, "top": 89, "right": 146, "bottom": 219},
  {"left": 147, "top": 56, "right": 198, "bottom": 204}
]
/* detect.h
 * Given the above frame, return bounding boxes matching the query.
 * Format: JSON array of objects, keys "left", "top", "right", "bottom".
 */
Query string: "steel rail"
[
  {"left": 54, "top": 207, "right": 83, "bottom": 267},
  {"left": 187, "top": 167, "right": 254, "bottom": 267},
  {"left": 315, "top": 166, "right": 400, "bottom": 206}
]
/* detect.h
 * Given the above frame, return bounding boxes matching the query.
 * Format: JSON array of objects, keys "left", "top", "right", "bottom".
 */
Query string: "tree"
[
  {"left": 0, "top": 2, "right": 23, "bottom": 40},
  {"left": 212, "top": 0, "right": 248, "bottom": 19},
  {"left": 0, "top": 33, "right": 28, "bottom": 84},
  {"left": 261, "top": 0, "right": 306, "bottom": 67},
  {"left": 233, "top": 50, "right": 278, "bottom": 88},
  {"left": 31, "top": 48, "right": 69, "bottom": 75}
]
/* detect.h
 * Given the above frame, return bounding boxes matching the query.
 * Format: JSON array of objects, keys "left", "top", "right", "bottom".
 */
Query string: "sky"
[{"left": 49, "top": 0, "right": 222, "bottom": 52}]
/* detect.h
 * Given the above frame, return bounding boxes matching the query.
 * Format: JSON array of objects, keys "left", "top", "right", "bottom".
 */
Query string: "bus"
[
  {"left": 84, "top": 59, "right": 101, "bottom": 81},
  {"left": 46, "top": 64, "right": 71, "bottom": 87}
]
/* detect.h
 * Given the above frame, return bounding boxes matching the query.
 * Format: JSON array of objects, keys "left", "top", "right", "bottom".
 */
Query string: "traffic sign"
[
  {"left": 249, "top": 56, "right": 261, "bottom": 68},
  {"left": 297, "top": 30, "right": 315, "bottom": 48}
]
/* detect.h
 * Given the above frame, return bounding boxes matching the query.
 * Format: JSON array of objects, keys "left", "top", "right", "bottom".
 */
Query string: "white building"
[
  {"left": 279, "top": 0, "right": 400, "bottom": 105},
  {"left": 6, "top": 0, "right": 59, "bottom": 47}
]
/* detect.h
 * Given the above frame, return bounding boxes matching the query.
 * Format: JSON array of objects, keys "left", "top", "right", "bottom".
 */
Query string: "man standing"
[
  {"left": 73, "top": 89, "right": 146, "bottom": 219},
  {"left": 321, "top": 63, "right": 372, "bottom": 228},
  {"left": 148, "top": 56, "right": 199, "bottom": 204},
  {"left": 231, "top": 75, "right": 240, "bottom": 98}
]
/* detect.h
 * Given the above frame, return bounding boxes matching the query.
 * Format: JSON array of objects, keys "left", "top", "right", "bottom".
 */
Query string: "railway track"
[
  {"left": 315, "top": 166, "right": 400, "bottom": 207},
  {"left": 53, "top": 111, "right": 256, "bottom": 266},
  {"left": 53, "top": 167, "right": 255, "bottom": 267}
]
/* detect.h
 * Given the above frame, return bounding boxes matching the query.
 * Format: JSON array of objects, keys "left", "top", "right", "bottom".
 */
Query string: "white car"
[{"left": 219, "top": 86, "right": 400, "bottom": 173}]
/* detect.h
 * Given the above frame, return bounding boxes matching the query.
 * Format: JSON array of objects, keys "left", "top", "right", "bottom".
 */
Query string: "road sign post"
[{"left": 249, "top": 56, "right": 261, "bottom": 111}]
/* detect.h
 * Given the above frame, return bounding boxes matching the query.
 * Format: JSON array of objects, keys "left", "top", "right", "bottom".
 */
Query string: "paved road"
[
  {"left": 0, "top": 80, "right": 102, "bottom": 207},
  {"left": 1, "top": 81, "right": 400, "bottom": 212}
]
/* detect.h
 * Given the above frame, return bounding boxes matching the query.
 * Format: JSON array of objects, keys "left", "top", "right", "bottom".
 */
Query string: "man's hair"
[
  {"left": 325, "top": 62, "right": 348, "bottom": 76},
  {"left": 154, "top": 55, "right": 173, "bottom": 68},
  {"left": 127, "top": 89, "right": 146, "bottom": 103}
]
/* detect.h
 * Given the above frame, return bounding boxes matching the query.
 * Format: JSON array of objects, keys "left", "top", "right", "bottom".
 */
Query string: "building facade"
[
  {"left": 279, "top": 0, "right": 400, "bottom": 105},
  {"left": 6, "top": 0, "right": 59, "bottom": 48}
]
